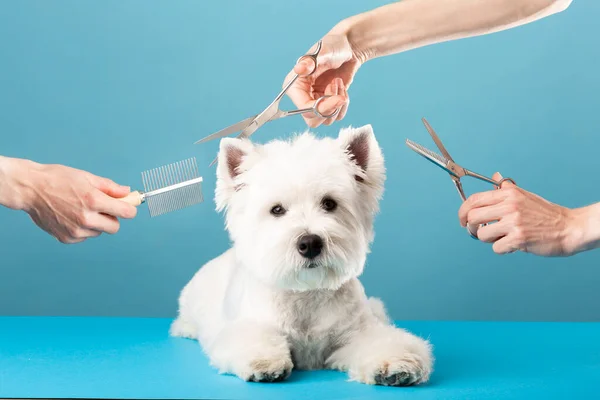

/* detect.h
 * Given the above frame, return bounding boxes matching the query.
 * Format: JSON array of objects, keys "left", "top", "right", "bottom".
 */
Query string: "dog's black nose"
[{"left": 297, "top": 234, "right": 323, "bottom": 259}]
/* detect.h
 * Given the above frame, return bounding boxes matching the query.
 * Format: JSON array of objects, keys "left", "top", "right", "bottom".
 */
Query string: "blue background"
[{"left": 0, "top": 0, "right": 598, "bottom": 321}]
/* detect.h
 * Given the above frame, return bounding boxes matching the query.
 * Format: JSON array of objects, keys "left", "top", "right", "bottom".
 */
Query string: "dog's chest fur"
[{"left": 271, "top": 279, "right": 365, "bottom": 370}]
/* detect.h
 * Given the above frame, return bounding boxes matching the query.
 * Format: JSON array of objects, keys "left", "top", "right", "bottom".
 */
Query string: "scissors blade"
[
  {"left": 405, "top": 139, "right": 461, "bottom": 177},
  {"left": 204, "top": 107, "right": 281, "bottom": 167},
  {"left": 421, "top": 118, "right": 454, "bottom": 162},
  {"left": 236, "top": 104, "right": 281, "bottom": 139},
  {"left": 194, "top": 115, "right": 258, "bottom": 144}
]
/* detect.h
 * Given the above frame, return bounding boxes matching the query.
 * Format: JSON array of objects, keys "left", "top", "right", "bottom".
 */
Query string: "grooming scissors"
[
  {"left": 195, "top": 40, "right": 341, "bottom": 166},
  {"left": 406, "top": 118, "right": 516, "bottom": 240}
]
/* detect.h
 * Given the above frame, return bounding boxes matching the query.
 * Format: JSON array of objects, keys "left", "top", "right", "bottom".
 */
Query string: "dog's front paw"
[
  {"left": 246, "top": 356, "right": 293, "bottom": 383},
  {"left": 350, "top": 346, "right": 432, "bottom": 387},
  {"left": 207, "top": 323, "right": 294, "bottom": 383},
  {"left": 371, "top": 353, "right": 429, "bottom": 386}
]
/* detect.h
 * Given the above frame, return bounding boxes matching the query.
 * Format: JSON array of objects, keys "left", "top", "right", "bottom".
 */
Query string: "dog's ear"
[
  {"left": 337, "top": 124, "right": 386, "bottom": 198},
  {"left": 215, "top": 137, "right": 255, "bottom": 211}
]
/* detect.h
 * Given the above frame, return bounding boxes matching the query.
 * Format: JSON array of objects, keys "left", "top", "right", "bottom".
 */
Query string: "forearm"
[
  {"left": 567, "top": 203, "right": 600, "bottom": 255},
  {"left": 0, "top": 156, "right": 35, "bottom": 211},
  {"left": 332, "top": 0, "right": 572, "bottom": 62}
]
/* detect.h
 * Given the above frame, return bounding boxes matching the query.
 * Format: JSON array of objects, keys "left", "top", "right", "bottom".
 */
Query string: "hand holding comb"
[{"left": 120, "top": 157, "right": 204, "bottom": 217}]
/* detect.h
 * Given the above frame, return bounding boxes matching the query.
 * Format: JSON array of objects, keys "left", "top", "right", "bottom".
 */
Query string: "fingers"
[
  {"left": 327, "top": 78, "right": 349, "bottom": 124},
  {"left": 287, "top": 76, "right": 346, "bottom": 128},
  {"left": 476, "top": 220, "right": 511, "bottom": 243},
  {"left": 336, "top": 80, "right": 349, "bottom": 121},
  {"left": 60, "top": 218, "right": 106, "bottom": 243},
  {"left": 31, "top": 215, "right": 101, "bottom": 244},
  {"left": 73, "top": 229, "right": 102, "bottom": 240},
  {"left": 492, "top": 172, "right": 503, "bottom": 188},
  {"left": 58, "top": 229, "right": 100, "bottom": 244},
  {"left": 285, "top": 74, "right": 318, "bottom": 125},
  {"left": 322, "top": 79, "right": 341, "bottom": 126},
  {"left": 464, "top": 203, "right": 510, "bottom": 226},
  {"left": 62, "top": 214, "right": 121, "bottom": 243},
  {"left": 461, "top": 172, "right": 523, "bottom": 255},
  {"left": 458, "top": 188, "right": 515, "bottom": 227},
  {"left": 492, "top": 236, "right": 520, "bottom": 255},
  {"left": 88, "top": 174, "right": 130, "bottom": 198},
  {"left": 308, "top": 78, "right": 346, "bottom": 127},
  {"left": 84, "top": 175, "right": 138, "bottom": 219},
  {"left": 93, "top": 193, "right": 138, "bottom": 220},
  {"left": 83, "top": 213, "right": 121, "bottom": 235},
  {"left": 316, "top": 96, "right": 346, "bottom": 126}
]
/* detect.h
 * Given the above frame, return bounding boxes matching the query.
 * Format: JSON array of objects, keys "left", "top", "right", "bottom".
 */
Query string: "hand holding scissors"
[
  {"left": 406, "top": 118, "right": 517, "bottom": 240},
  {"left": 195, "top": 41, "right": 343, "bottom": 166}
]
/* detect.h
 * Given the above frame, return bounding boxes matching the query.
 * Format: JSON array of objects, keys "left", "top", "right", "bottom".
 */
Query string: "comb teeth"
[
  {"left": 405, "top": 139, "right": 449, "bottom": 166},
  {"left": 141, "top": 157, "right": 203, "bottom": 217}
]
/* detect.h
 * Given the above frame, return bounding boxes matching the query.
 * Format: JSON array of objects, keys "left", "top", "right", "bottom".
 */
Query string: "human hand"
[
  {"left": 458, "top": 172, "right": 580, "bottom": 257},
  {"left": 11, "top": 159, "right": 137, "bottom": 244},
  {"left": 284, "top": 33, "right": 361, "bottom": 128}
]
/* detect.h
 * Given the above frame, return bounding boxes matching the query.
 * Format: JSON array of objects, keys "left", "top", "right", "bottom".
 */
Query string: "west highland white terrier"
[{"left": 171, "top": 125, "right": 433, "bottom": 386}]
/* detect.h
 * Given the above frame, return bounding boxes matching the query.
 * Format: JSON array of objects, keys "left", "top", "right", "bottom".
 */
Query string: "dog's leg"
[
  {"left": 205, "top": 320, "right": 293, "bottom": 383},
  {"left": 326, "top": 321, "right": 433, "bottom": 386},
  {"left": 170, "top": 317, "right": 197, "bottom": 339}
]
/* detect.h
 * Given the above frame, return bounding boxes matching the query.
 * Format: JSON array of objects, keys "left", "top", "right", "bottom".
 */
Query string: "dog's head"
[{"left": 215, "top": 125, "right": 385, "bottom": 291}]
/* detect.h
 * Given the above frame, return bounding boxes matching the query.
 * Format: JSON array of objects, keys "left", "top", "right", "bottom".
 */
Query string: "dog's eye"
[
  {"left": 270, "top": 204, "right": 286, "bottom": 216},
  {"left": 321, "top": 197, "right": 337, "bottom": 212}
]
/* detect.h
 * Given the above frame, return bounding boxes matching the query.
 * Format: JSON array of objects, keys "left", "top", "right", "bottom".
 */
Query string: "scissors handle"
[
  {"left": 496, "top": 177, "right": 516, "bottom": 187},
  {"left": 281, "top": 95, "right": 340, "bottom": 119},
  {"left": 273, "top": 42, "right": 323, "bottom": 112},
  {"left": 279, "top": 40, "right": 324, "bottom": 98},
  {"left": 451, "top": 178, "right": 481, "bottom": 240},
  {"left": 295, "top": 40, "right": 322, "bottom": 77},
  {"left": 464, "top": 169, "right": 517, "bottom": 188}
]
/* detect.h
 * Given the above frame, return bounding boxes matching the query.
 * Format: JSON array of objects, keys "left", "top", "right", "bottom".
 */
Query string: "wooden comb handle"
[{"left": 119, "top": 191, "right": 144, "bottom": 206}]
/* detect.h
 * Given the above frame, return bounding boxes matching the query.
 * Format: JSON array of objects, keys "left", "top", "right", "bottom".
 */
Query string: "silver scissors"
[
  {"left": 195, "top": 40, "right": 341, "bottom": 166},
  {"left": 406, "top": 117, "right": 516, "bottom": 240}
]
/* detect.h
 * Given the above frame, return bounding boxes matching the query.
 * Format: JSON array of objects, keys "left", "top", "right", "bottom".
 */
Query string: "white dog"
[{"left": 171, "top": 125, "right": 433, "bottom": 386}]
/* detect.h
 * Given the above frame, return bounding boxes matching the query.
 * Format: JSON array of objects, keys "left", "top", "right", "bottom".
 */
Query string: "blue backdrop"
[{"left": 1, "top": 0, "right": 598, "bottom": 321}]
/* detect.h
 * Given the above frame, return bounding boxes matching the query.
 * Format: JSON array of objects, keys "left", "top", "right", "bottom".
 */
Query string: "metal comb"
[{"left": 123, "top": 157, "right": 204, "bottom": 217}]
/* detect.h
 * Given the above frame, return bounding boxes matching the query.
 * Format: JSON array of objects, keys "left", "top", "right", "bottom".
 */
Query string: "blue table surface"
[{"left": 1, "top": 317, "right": 599, "bottom": 399}]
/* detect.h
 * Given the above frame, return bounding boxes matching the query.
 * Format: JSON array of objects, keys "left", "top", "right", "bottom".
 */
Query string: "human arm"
[
  {"left": 0, "top": 155, "right": 137, "bottom": 244},
  {"left": 285, "top": 0, "right": 572, "bottom": 128}
]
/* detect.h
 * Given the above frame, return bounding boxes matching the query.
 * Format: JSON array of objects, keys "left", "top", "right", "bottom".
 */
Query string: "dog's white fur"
[{"left": 171, "top": 125, "right": 433, "bottom": 386}]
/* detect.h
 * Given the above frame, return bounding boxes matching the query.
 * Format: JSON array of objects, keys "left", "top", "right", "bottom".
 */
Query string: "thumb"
[
  {"left": 294, "top": 58, "right": 315, "bottom": 76},
  {"left": 294, "top": 40, "right": 341, "bottom": 78},
  {"left": 90, "top": 175, "right": 131, "bottom": 198}
]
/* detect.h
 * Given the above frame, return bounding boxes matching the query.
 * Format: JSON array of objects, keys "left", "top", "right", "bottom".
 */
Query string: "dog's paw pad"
[
  {"left": 249, "top": 369, "right": 290, "bottom": 383},
  {"left": 246, "top": 358, "right": 293, "bottom": 383},
  {"left": 371, "top": 357, "right": 427, "bottom": 387},
  {"left": 374, "top": 370, "right": 418, "bottom": 386}
]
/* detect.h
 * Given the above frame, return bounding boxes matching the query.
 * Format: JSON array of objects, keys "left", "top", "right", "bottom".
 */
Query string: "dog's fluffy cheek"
[{"left": 232, "top": 217, "right": 300, "bottom": 287}]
